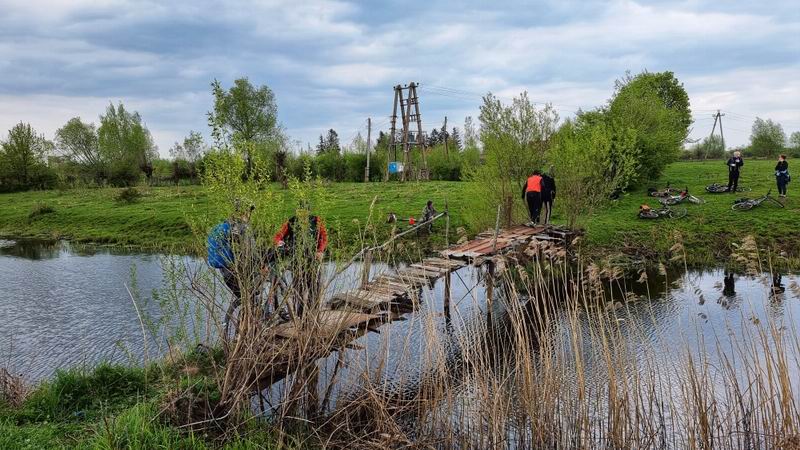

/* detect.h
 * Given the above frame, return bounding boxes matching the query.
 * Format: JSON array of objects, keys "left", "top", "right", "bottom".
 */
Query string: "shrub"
[
  {"left": 115, "top": 187, "right": 142, "bottom": 204},
  {"left": 28, "top": 202, "right": 55, "bottom": 220}
]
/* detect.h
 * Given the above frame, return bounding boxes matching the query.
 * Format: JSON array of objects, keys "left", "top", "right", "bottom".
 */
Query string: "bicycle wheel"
[
  {"left": 667, "top": 207, "right": 687, "bottom": 219},
  {"left": 639, "top": 211, "right": 659, "bottom": 219},
  {"left": 736, "top": 186, "right": 752, "bottom": 193},
  {"left": 688, "top": 195, "right": 705, "bottom": 204},
  {"left": 732, "top": 202, "right": 754, "bottom": 211},
  {"left": 661, "top": 197, "right": 679, "bottom": 206}
]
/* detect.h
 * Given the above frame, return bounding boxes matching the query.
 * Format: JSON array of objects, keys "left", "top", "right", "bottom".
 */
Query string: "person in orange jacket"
[
  {"left": 521, "top": 170, "right": 544, "bottom": 224},
  {"left": 273, "top": 215, "right": 328, "bottom": 260},
  {"left": 273, "top": 214, "right": 328, "bottom": 317}
]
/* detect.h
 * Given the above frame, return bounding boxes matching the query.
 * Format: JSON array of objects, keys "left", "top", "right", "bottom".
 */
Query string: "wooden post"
[
  {"left": 486, "top": 262, "right": 495, "bottom": 315},
  {"left": 443, "top": 267, "right": 451, "bottom": 319},
  {"left": 364, "top": 117, "right": 371, "bottom": 182},
  {"left": 361, "top": 249, "right": 372, "bottom": 287}
]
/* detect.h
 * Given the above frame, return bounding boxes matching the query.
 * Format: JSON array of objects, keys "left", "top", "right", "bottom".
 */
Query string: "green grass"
[
  {"left": 0, "top": 160, "right": 797, "bottom": 266},
  {"left": 583, "top": 159, "right": 799, "bottom": 266},
  {"left": 0, "top": 182, "right": 471, "bottom": 253},
  {"left": 0, "top": 349, "right": 294, "bottom": 449}
]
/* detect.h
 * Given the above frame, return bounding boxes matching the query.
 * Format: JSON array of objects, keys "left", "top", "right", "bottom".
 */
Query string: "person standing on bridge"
[
  {"left": 541, "top": 169, "right": 556, "bottom": 225},
  {"left": 522, "top": 170, "right": 543, "bottom": 224},
  {"left": 274, "top": 208, "right": 328, "bottom": 318}
]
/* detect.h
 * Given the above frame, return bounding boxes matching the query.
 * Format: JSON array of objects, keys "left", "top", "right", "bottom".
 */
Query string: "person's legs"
[
  {"left": 727, "top": 171, "right": 735, "bottom": 192},
  {"left": 542, "top": 200, "right": 552, "bottom": 224},
  {"left": 777, "top": 176, "right": 787, "bottom": 196},
  {"left": 531, "top": 192, "right": 543, "bottom": 224},
  {"left": 222, "top": 268, "right": 241, "bottom": 299},
  {"left": 732, "top": 173, "right": 740, "bottom": 193},
  {"left": 525, "top": 193, "right": 536, "bottom": 221}
]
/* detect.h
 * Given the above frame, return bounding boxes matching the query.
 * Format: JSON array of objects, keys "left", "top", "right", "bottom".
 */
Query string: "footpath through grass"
[{"left": 0, "top": 160, "right": 797, "bottom": 265}]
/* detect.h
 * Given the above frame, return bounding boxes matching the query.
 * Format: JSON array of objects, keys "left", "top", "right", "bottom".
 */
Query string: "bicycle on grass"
[
  {"left": 731, "top": 190, "right": 785, "bottom": 211},
  {"left": 638, "top": 204, "right": 687, "bottom": 220}
]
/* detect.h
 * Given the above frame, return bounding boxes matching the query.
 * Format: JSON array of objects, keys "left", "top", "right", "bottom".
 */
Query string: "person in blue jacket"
[{"left": 207, "top": 202, "right": 255, "bottom": 299}]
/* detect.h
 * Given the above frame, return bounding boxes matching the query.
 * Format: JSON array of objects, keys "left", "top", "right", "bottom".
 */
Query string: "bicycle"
[
  {"left": 731, "top": 190, "right": 785, "bottom": 211},
  {"left": 706, "top": 183, "right": 752, "bottom": 194},
  {"left": 638, "top": 204, "right": 687, "bottom": 219},
  {"left": 648, "top": 184, "right": 681, "bottom": 198},
  {"left": 660, "top": 187, "right": 705, "bottom": 205}
]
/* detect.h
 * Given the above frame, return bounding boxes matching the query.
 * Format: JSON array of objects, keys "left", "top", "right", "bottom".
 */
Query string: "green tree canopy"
[
  {"left": 55, "top": 117, "right": 103, "bottom": 179},
  {"left": 606, "top": 71, "right": 691, "bottom": 188},
  {"left": 98, "top": 102, "right": 157, "bottom": 185},
  {"left": 749, "top": 117, "right": 786, "bottom": 157},
  {"left": 0, "top": 122, "right": 54, "bottom": 189},
  {"left": 466, "top": 91, "right": 559, "bottom": 227}
]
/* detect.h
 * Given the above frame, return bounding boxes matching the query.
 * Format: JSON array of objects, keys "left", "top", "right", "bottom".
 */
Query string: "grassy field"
[
  {"left": 0, "top": 159, "right": 797, "bottom": 265},
  {"left": 583, "top": 159, "right": 799, "bottom": 266}
]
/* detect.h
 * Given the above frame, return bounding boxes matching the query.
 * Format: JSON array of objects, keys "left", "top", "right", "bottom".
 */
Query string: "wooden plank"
[
  {"left": 400, "top": 267, "right": 443, "bottom": 279},
  {"left": 410, "top": 263, "right": 449, "bottom": 273},
  {"left": 274, "top": 309, "right": 379, "bottom": 339}
]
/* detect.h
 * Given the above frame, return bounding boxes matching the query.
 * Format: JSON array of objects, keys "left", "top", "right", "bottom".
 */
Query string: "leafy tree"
[
  {"left": 688, "top": 134, "right": 724, "bottom": 159},
  {"left": 607, "top": 71, "right": 690, "bottom": 188},
  {"left": 209, "top": 78, "right": 278, "bottom": 175},
  {"left": 170, "top": 131, "right": 207, "bottom": 163},
  {"left": 549, "top": 117, "right": 618, "bottom": 227},
  {"left": 0, "top": 123, "right": 54, "bottom": 190},
  {"left": 55, "top": 117, "right": 103, "bottom": 180},
  {"left": 749, "top": 118, "right": 786, "bottom": 157},
  {"left": 463, "top": 116, "right": 479, "bottom": 151},
  {"left": 98, "top": 102, "right": 157, "bottom": 185},
  {"left": 789, "top": 131, "right": 800, "bottom": 149},
  {"left": 450, "top": 127, "right": 462, "bottom": 150},
  {"left": 466, "top": 92, "right": 559, "bottom": 227}
]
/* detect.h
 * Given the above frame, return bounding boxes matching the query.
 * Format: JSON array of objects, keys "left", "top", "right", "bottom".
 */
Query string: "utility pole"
[
  {"left": 443, "top": 116, "right": 449, "bottom": 160},
  {"left": 364, "top": 117, "right": 371, "bottom": 182},
  {"left": 388, "top": 82, "right": 427, "bottom": 181},
  {"left": 706, "top": 110, "right": 726, "bottom": 159}
]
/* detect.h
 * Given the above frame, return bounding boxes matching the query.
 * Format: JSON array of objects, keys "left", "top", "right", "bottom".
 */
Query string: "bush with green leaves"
[
  {"left": 115, "top": 187, "right": 142, "bottom": 204},
  {"left": 28, "top": 201, "right": 55, "bottom": 220}
]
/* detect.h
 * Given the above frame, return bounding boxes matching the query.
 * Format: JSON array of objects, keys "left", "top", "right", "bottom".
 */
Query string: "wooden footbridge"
[{"left": 258, "top": 223, "right": 577, "bottom": 386}]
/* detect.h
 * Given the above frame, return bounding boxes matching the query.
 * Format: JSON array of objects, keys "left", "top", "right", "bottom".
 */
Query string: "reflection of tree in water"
[{"left": 0, "top": 239, "right": 62, "bottom": 260}]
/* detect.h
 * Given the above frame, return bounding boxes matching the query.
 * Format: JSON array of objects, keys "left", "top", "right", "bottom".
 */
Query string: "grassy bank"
[
  {"left": 583, "top": 159, "right": 799, "bottom": 266},
  {"left": 0, "top": 350, "right": 299, "bottom": 449},
  {"left": 0, "top": 160, "right": 797, "bottom": 265},
  {"left": 0, "top": 182, "right": 472, "bottom": 253}
]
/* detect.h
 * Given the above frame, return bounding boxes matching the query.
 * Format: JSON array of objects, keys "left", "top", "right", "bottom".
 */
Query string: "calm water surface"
[{"left": 1, "top": 238, "right": 798, "bottom": 403}]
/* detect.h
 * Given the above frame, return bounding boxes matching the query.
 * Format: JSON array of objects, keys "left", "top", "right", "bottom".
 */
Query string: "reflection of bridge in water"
[{"left": 255, "top": 224, "right": 579, "bottom": 389}]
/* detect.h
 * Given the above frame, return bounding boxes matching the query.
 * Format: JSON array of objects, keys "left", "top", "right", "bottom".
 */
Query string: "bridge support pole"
[
  {"left": 443, "top": 269, "right": 451, "bottom": 321},
  {"left": 486, "top": 262, "right": 495, "bottom": 310},
  {"left": 361, "top": 249, "right": 372, "bottom": 287}
]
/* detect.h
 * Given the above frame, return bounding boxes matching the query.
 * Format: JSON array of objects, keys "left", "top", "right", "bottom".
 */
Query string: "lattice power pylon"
[{"left": 388, "top": 82, "right": 428, "bottom": 181}]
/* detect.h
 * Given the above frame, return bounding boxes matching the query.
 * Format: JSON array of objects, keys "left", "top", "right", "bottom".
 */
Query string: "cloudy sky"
[{"left": 0, "top": 0, "right": 798, "bottom": 156}]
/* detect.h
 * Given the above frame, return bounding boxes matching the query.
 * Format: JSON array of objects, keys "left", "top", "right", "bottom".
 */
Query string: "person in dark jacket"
[
  {"left": 775, "top": 154, "right": 789, "bottom": 198},
  {"left": 541, "top": 170, "right": 556, "bottom": 225},
  {"left": 522, "top": 170, "right": 543, "bottom": 224},
  {"left": 726, "top": 151, "right": 744, "bottom": 193}
]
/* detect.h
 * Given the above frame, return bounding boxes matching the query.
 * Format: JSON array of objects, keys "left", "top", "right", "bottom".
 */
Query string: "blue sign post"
[{"left": 388, "top": 162, "right": 404, "bottom": 174}]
